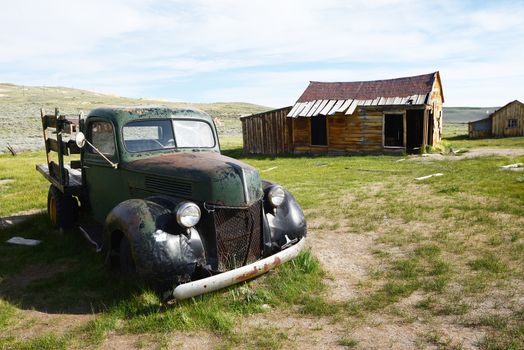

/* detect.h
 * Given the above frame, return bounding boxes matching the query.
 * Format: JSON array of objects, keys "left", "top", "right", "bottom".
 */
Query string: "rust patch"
[{"left": 234, "top": 256, "right": 282, "bottom": 282}]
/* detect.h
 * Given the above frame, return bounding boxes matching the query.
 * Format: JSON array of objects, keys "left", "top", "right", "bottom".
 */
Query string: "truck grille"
[{"left": 213, "top": 201, "right": 262, "bottom": 271}]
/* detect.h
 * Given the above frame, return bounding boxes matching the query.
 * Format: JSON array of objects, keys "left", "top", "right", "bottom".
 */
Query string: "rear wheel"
[{"left": 47, "top": 185, "right": 78, "bottom": 229}]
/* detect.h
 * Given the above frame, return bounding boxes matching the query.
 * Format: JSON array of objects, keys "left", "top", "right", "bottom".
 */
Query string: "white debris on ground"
[
  {"left": 0, "top": 179, "right": 15, "bottom": 186},
  {"left": 6, "top": 236, "right": 42, "bottom": 246},
  {"left": 415, "top": 173, "right": 444, "bottom": 181},
  {"left": 500, "top": 163, "right": 524, "bottom": 171}
]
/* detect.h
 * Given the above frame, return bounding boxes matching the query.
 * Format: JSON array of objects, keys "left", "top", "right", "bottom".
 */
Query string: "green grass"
[
  {"left": 465, "top": 308, "right": 524, "bottom": 350},
  {"left": 0, "top": 333, "right": 68, "bottom": 350},
  {"left": 1, "top": 131, "right": 524, "bottom": 348},
  {"left": 0, "top": 299, "right": 16, "bottom": 329},
  {"left": 0, "top": 152, "right": 49, "bottom": 216},
  {"left": 221, "top": 326, "right": 289, "bottom": 350},
  {"left": 338, "top": 336, "right": 358, "bottom": 348},
  {"left": 443, "top": 122, "right": 524, "bottom": 149},
  {"left": 228, "top": 150, "right": 522, "bottom": 347},
  {"left": 468, "top": 254, "right": 508, "bottom": 274}
]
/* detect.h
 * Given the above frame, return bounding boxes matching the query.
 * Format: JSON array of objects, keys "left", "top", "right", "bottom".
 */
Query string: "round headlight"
[
  {"left": 176, "top": 202, "right": 201, "bottom": 228},
  {"left": 268, "top": 186, "right": 285, "bottom": 207}
]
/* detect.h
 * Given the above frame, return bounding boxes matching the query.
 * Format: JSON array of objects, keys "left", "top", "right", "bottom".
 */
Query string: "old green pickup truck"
[{"left": 36, "top": 107, "right": 306, "bottom": 300}]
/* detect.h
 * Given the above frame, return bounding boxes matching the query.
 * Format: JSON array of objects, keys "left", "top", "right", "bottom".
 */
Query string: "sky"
[{"left": 0, "top": 0, "right": 523, "bottom": 107}]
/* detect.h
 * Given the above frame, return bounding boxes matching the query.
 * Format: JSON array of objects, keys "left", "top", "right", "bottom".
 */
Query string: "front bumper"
[{"left": 172, "top": 237, "right": 306, "bottom": 300}]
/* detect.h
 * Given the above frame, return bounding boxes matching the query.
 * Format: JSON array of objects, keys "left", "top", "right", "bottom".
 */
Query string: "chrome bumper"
[{"left": 172, "top": 237, "right": 306, "bottom": 300}]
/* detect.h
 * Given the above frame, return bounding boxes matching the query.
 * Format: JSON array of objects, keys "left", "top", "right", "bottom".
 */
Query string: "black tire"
[
  {"left": 119, "top": 238, "right": 138, "bottom": 280},
  {"left": 47, "top": 185, "right": 78, "bottom": 230}
]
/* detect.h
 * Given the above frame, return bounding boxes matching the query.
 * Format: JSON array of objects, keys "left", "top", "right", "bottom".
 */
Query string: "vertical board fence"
[{"left": 241, "top": 106, "right": 293, "bottom": 155}]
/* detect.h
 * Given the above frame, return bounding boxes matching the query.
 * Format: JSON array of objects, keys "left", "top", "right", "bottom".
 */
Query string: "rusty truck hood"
[{"left": 121, "top": 152, "right": 263, "bottom": 207}]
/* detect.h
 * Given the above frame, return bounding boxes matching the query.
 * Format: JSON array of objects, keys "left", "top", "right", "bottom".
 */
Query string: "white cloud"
[
  {"left": 0, "top": 0, "right": 523, "bottom": 106},
  {"left": 0, "top": 0, "right": 153, "bottom": 60}
]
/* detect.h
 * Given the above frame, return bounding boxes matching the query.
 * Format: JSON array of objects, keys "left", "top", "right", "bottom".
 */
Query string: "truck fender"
[
  {"left": 263, "top": 181, "right": 307, "bottom": 253},
  {"left": 104, "top": 198, "right": 205, "bottom": 285}
]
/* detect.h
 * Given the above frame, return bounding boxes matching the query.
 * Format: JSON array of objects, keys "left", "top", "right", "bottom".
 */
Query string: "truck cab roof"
[
  {"left": 85, "top": 106, "right": 221, "bottom": 163},
  {"left": 87, "top": 106, "right": 214, "bottom": 125}
]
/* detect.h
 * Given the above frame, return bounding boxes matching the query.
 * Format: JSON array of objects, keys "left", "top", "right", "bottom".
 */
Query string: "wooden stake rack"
[{"left": 38, "top": 108, "right": 83, "bottom": 193}]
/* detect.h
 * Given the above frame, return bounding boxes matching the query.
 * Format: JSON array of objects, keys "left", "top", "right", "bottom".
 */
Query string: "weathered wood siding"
[
  {"left": 491, "top": 101, "right": 524, "bottom": 137},
  {"left": 241, "top": 106, "right": 293, "bottom": 154},
  {"left": 428, "top": 77, "right": 444, "bottom": 144},
  {"left": 292, "top": 109, "right": 395, "bottom": 154},
  {"left": 468, "top": 117, "right": 492, "bottom": 139}
]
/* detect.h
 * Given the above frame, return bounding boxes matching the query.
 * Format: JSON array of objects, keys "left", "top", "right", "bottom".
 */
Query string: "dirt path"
[
  {"left": 409, "top": 147, "right": 524, "bottom": 162},
  {"left": 457, "top": 148, "right": 524, "bottom": 158},
  {"left": 307, "top": 224, "right": 378, "bottom": 303}
]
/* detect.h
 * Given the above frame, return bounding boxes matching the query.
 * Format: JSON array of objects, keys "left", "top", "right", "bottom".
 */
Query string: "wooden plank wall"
[
  {"left": 492, "top": 101, "right": 524, "bottom": 137},
  {"left": 468, "top": 118, "right": 492, "bottom": 139},
  {"left": 241, "top": 106, "right": 293, "bottom": 155},
  {"left": 293, "top": 109, "right": 386, "bottom": 154}
]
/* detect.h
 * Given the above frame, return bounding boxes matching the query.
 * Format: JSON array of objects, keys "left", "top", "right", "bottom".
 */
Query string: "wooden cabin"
[
  {"left": 468, "top": 100, "right": 524, "bottom": 139},
  {"left": 242, "top": 72, "right": 444, "bottom": 155}
]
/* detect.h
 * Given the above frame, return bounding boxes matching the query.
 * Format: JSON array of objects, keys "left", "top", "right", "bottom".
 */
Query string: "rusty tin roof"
[
  {"left": 297, "top": 72, "right": 438, "bottom": 102},
  {"left": 287, "top": 72, "right": 441, "bottom": 117}
]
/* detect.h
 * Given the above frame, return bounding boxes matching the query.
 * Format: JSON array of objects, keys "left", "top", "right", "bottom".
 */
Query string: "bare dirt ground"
[{"left": 409, "top": 147, "right": 524, "bottom": 161}]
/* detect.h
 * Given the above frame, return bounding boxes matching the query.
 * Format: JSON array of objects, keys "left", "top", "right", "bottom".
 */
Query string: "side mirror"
[
  {"left": 75, "top": 132, "right": 86, "bottom": 148},
  {"left": 74, "top": 131, "right": 118, "bottom": 169}
]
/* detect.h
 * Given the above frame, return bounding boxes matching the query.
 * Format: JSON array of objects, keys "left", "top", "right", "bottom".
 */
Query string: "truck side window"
[{"left": 89, "top": 121, "right": 116, "bottom": 156}]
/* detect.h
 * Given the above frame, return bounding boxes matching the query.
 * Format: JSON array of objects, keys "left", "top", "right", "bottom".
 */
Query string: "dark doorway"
[
  {"left": 311, "top": 115, "right": 327, "bottom": 146},
  {"left": 384, "top": 114, "right": 403, "bottom": 147},
  {"left": 406, "top": 110, "right": 424, "bottom": 152}
]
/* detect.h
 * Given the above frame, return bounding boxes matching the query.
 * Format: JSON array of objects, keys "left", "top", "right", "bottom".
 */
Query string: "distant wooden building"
[
  {"left": 469, "top": 100, "right": 524, "bottom": 139},
  {"left": 240, "top": 106, "right": 293, "bottom": 155},
  {"left": 242, "top": 72, "right": 444, "bottom": 155}
]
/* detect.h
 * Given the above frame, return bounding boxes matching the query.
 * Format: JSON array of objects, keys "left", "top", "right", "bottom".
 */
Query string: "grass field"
[
  {"left": 443, "top": 123, "right": 524, "bottom": 150},
  {"left": 1, "top": 127, "right": 524, "bottom": 348}
]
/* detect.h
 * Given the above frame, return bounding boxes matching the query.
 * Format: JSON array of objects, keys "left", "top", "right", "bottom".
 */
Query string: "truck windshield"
[
  {"left": 173, "top": 120, "right": 215, "bottom": 148},
  {"left": 123, "top": 119, "right": 215, "bottom": 152}
]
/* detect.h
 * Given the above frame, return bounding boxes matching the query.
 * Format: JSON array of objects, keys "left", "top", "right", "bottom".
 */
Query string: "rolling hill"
[
  {"left": 443, "top": 106, "right": 499, "bottom": 123},
  {"left": 0, "top": 83, "right": 270, "bottom": 152}
]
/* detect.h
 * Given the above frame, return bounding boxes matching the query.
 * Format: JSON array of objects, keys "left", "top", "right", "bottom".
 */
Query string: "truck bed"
[{"left": 36, "top": 163, "right": 83, "bottom": 196}]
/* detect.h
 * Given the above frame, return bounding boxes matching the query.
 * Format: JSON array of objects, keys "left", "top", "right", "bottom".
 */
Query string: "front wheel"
[
  {"left": 119, "top": 238, "right": 138, "bottom": 280},
  {"left": 47, "top": 185, "right": 78, "bottom": 229}
]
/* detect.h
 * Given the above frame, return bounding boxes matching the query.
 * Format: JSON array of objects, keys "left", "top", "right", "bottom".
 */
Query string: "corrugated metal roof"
[
  {"left": 319, "top": 100, "right": 336, "bottom": 115},
  {"left": 312, "top": 100, "right": 329, "bottom": 116},
  {"left": 287, "top": 72, "right": 439, "bottom": 118}
]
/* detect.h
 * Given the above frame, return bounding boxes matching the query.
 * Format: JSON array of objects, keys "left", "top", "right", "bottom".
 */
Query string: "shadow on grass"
[
  {"left": 0, "top": 211, "right": 43, "bottom": 229},
  {"left": 443, "top": 134, "right": 469, "bottom": 141},
  {"left": 0, "top": 214, "right": 139, "bottom": 314},
  {"left": 221, "top": 147, "right": 405, "bottom": 160}
]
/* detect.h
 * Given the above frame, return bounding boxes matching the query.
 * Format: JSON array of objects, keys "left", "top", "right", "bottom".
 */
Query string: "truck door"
[{"left": 83, "top": 119, "right": 123, "bottom": 223}]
